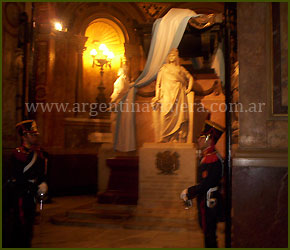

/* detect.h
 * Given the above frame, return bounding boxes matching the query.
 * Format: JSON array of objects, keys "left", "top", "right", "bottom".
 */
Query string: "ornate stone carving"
[
  {"left": 136, "top": 3, "right": 168, "bottom": 21},
  {"left": 155, "top": 151, "right": 180, "bottom": 175},
  {"left": 3, "top": 2, "right": 22, "bottom": 37}
]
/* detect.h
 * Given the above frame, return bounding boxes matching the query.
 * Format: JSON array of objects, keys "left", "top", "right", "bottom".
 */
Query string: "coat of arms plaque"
[{"left": 155, "top": 151, "right": 180, "bottom": 175}]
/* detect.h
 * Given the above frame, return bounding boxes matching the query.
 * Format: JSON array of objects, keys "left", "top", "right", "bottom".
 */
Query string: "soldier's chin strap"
[{"left": 23, "top": 152, "right": 37, "bottom": 173}]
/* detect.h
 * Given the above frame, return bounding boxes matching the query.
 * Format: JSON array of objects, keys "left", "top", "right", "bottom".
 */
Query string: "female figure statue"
[
  {"left": 110, "top": 65, "right": 130, "bottom": 105},
  {"left": 152, "top": 48, "right": 193, "bottom": 143},
  {"left": 109, "top": 65, "right": 130, "bottom": 142}
]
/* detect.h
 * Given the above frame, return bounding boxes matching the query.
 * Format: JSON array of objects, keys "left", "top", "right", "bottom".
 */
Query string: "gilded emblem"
[{"left": 156, "top": 151, "right": 180, "bottom": 175}]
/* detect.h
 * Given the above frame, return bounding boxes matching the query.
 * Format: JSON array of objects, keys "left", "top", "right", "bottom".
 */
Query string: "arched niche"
[{"left": 82, "top": 17, "right": 126, "bottom": 105}]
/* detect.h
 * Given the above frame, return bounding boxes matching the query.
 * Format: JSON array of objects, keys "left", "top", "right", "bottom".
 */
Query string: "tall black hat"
[
  {"left": 16, "top": 120, "right": 39, "bottom": 136},
  {"left": 200, "top": 119, "right": 224, "bottom": 144}
]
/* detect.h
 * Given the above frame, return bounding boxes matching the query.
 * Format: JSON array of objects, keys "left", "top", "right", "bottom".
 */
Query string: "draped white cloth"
[
  {"left": 211, "top": 43, "right": 225, "bottom": 86},
  {"left": 114, "top": 8, "right": 214, "bottom": 151}
]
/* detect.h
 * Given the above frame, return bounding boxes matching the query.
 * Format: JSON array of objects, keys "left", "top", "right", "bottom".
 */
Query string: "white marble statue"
[
  {"left": 152, "top": 48, "right": 194, "bottom": 143},
  {"left": 109, "top": 65, "right": 130, "bottom": 142},
  {"left": 110, "top": 65, "right": 130, "bottom": 104}
]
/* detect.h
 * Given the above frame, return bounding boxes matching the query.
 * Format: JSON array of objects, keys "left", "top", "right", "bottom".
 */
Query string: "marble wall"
[
  {"left": 232, "top": 164, "right": 287, "bottom": 247},
  {"left": 238, "top": 2, "right": 288, "bottom": 150},
  {"left": 233, "top": 3, "right": 288, "bottom": 247}
]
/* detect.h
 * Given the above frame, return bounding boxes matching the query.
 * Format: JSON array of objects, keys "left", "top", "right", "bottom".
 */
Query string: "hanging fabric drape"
[
  {"left": 114, "top": 8, "right": 219, "bottom": 152},
  {"left": 211, "top": 42, "right": 225, "bottom": 86}
]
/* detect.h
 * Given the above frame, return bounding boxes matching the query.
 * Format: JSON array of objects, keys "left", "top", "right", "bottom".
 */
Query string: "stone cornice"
[{"left": 233, "top": 148, "right": 288, "bottom": 168}]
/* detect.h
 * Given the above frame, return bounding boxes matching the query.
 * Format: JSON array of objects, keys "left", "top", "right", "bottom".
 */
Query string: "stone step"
[
  {"left": 49, "top": 202, "right": 209, "bottom": 232},
  {"left": 66, "top": 209, "right": 133, "bottom": 220},
  {"left": 50, "top": 214, "right": 200, "bottom": 232},
  {"left": 50, "top": 216, "right": 125, "bottom": 230},
  {"left": 65, "top": 210, "right": 196, "bottom": 224},
  {"left": 65, "top": 203, "right": 197, "bottom": 220},
  {"left": 122, "top": 219, "right": 200, "bottom": 232},
  {"left": 77, "top": 202, "right": 137, "bottom": 211}
]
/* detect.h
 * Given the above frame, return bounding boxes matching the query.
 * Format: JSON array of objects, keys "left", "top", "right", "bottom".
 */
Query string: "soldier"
[
  {"left": 180, "top": 119, "right": 225, "bottom": 248},
  {"left": 6, "top": 120, "right": 48, "bottom": 247}
]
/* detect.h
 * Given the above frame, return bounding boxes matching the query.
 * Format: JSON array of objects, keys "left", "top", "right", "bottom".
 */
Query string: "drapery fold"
[
  {"left": 114, "top": 8, "right": 220, "bottom": 151},
  {"left": 211, "top": 42, "right": 225, "bottom": 86}
]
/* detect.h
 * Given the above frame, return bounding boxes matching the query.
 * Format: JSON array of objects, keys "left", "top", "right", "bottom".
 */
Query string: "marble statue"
[
  {"left": 152, "top": 48, "right": 193, "bottom": 143},
  {"left": 110, "top": 65, "right": 130, "bottom": 105},
  {"left": 108, "top": 65, "right": 130, "bottom": 142}
]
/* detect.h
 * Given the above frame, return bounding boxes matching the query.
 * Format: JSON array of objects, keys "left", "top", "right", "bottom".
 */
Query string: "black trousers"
[
  {"left": 11, "top": 193, "right": 36, "bottom": 247},
  {"left": 197, "top": 198, "right": 218, "bottom": 248}
]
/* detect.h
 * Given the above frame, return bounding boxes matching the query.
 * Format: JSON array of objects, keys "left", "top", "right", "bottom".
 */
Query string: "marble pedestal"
[
  {"left": 139, "top": 143, "right": 197, "bottom": 208},
  {"left": 97, "top": 143, "right": 115, "bottom": 193},
  {"left": 97, "top": 143, "right": 139, "bottom": 205}
]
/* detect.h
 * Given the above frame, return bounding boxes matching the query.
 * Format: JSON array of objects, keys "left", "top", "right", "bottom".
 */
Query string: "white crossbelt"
[
  {"left": 206, "top": 186, "right": 218, "bottom": 208},
  {"left": 23, "top": 152, "right": 37, "bottom": 173}
]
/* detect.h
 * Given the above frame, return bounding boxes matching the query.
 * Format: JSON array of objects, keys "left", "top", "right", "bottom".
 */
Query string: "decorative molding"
[
  {"left": 233, "top": 148, "right": 288, "bottom": 168},
  {"left": 4, "top": 2, "right": 21, "bottom": 28},
  {"left": 3, "top": 2, "right": 22, "bottom": 37}
]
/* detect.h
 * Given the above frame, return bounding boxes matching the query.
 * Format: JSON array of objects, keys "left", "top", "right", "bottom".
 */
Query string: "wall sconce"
[
  {"left": 90, "top": 43, "right": 115, "bottom": 119},
  {"left": 53, "top": 21, "right": 67, "bottom": 32}
]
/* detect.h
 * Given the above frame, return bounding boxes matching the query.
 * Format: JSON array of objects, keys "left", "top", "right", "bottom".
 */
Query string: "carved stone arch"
[
  {"left": 66, "top": 3, "right": 144, "bottom": 44},
  {"left": 78, "top": 13, "right": 130, "bottom": 44},
  {"left": 82, "top": 17, "right": 127, "bottom": 70},
  {"left": 80, "top": 12, "right": 130, "bottom": 109},
  {"left": 56, "top": 2, "right": 151, "bottom": 53}
]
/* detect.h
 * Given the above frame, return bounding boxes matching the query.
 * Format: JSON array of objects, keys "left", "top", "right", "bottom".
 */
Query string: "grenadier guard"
[
  {"left": 180, "top": 118, "right": 225, "bottom": 248},
  {"left": 8, "top": 120, "right": 48, "bottom": 247}
]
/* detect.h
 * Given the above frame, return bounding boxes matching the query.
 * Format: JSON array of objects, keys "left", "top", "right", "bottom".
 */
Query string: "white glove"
[
  {"left": 180, "top": 188, "right": 188, "bottom": 201},
  {"left": 38, "top": 182, "right": 48, "bottom": 195}
]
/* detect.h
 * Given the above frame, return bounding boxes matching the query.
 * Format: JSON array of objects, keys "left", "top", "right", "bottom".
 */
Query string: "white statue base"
[
  {"left": 139, "top": 143, "right": 197, "bottom": 208},
  {"left": 97, "top": 143, "right": 115, "bottom": 192}
]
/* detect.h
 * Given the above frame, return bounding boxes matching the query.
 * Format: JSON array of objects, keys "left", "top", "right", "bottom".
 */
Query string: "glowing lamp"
[
  {"left": 89, "top": 43, "right": 115, "bottom": 118},
  {"left": 90, "top": 49, "right": 97, "bottom": 56},
  {"left": 54, "top": 22, "right": 63, "bottom": 31},
  {"left": 107, "top": 51, "right": 115, "bottom": 59},
  {"left": 99, "top": 44, "right": 108, "bottom": 51}
]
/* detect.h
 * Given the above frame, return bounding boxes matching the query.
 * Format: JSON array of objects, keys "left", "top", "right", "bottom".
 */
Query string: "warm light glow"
[
  {"left": 90, "top": 49, "right": 97, "bottom": 56},
  {"left": 54, "top": 22, "right": 62, "bottom": 31},
  {"left": 107, "top": 51, "right": 115, "bottom": 59},
  {"left": 90, "top": 43, "right": 115, "bottom": 61},
  {"left": 83, "top": 18, "right": 126, "bottom": 72},
  {"left": 99, "top": 44, "right": 108, "bottom": 51}
]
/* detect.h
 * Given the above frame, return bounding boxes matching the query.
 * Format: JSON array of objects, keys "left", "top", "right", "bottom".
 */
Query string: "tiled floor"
[{"left": 32, "top": 195, "right": 225, "bottom": 248}]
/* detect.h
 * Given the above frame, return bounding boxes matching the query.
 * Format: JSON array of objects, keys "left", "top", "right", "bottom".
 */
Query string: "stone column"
[
  {"left": 70, "top": 35, "right": 87, "bottom": 111},
  {"left": 33, "top": 33, "right": 56, "bottom": 147},
  {"left": 30, "top": 3, "right": 57, "bottom": 147}
]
